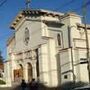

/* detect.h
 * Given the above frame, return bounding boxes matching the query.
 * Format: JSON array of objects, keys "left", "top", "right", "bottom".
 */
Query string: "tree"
[{"left": 0, "top": 51, "right": 4, "bottom": 64}]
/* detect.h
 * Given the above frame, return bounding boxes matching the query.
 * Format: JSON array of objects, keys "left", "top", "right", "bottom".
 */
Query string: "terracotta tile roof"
[{"left": 10, "top": 9, "right": 64, "bottom": 30}]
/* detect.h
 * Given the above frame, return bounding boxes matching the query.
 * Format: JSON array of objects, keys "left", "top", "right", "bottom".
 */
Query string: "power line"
[
  {"left": 83, "top": 0, "right": 90, "bottom": 7},
  {"left": 0, "top": 0, "right": 7, "bottom": 7},
  {"left": 53, "top": 0, "right": 76, "bottom": 11},
  {"left": 53, "top": 0, "right": 90, "bottom": 14},
  {"left": 0, "top": 0, "right": 90, "bottom": 41},
  {"left": 72, "top": 0, "right": 90, "bottom": 12}
]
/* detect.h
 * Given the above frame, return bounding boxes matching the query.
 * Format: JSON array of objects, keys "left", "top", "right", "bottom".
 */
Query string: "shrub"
[{"left": 0, "top": 79, "right": 6, "bottom": 84}]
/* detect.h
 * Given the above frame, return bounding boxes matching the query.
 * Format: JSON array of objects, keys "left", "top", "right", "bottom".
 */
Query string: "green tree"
[{"left": 0, "top": 51, "right": 4, "bottom": 63}]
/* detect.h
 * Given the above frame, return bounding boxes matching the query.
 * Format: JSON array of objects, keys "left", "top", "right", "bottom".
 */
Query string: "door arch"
[
  {"left": 19, "top": 64, "right": 23, "bottom": 80},
  {"left": 27, "top": 63, "right": 33, "bottom": 82},
  {"left": 14, "top": 64, "right": 23, "bottom": 82}
]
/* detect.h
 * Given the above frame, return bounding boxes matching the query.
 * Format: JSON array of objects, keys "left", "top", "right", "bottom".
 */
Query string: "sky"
[{"left": 0, "top": 0, "right": 90, "bottom": 60}]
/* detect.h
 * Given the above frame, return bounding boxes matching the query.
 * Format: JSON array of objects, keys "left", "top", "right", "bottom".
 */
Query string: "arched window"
[
  {"left": 57, "top": 33, "right": 61, "bottom": 46},
  {"left": 24, "top": 27, "right": 30, "bottom": 45}
]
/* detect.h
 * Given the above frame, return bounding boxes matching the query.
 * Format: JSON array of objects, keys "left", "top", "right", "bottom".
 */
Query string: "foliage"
[
  {"left": 0, "top": 51, "right": 4, "bottom": 64},
  {"left": 0, "top": 79, "right": 6, "bottom": 84}
]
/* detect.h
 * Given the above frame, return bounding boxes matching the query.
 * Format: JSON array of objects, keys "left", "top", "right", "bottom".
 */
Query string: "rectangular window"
[
  {"left": 57, "top": 33, "right": 61, "bottom": 46},
  {"left": 57, "top": 32, "right": 63, "bottom": 47},
  {"left": 64, "top": 75, "right": 68, "bottom": 79}
]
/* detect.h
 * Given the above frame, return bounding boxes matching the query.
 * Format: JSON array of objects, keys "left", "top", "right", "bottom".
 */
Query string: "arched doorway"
[
  {"left": 27, "top": 63, "right": 32, "bottom": 82},
  {"left": 13, "top": 64, "right": 23, "bottom": 83},
  {"left": 19, "top": 64, "right": 23, "bottom": 80}
]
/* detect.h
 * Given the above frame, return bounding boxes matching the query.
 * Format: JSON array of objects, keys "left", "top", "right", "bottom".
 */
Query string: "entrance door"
[
  {"left": 14, "top": 64, "right": 23, "bottom": 83},
  {"left": 28, "top": 63, "right": 32, "bottom": 82},
  {"left": 19, "top": 64, "right": 23, "bottom": 80}
]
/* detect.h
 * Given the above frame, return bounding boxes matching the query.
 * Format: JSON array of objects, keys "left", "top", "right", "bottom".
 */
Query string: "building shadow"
[
  {"left": 56, "top": 53, "right": 61, "bottom": 85},
  {"left": 12, "top": 82, "right": 61, "bottom": 90},
  {"left": 12, "top": 81, "right": 88, "bottom": 90}
]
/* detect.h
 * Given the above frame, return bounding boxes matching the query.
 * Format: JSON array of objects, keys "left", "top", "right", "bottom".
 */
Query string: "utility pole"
[{"left": 82, "top": 0, "right": 90, "bottom": 83}]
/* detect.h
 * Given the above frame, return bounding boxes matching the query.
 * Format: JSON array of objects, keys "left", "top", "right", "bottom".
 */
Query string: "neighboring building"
[
  {"left": 4, "top": 9, "right": 90, "bottom": 87},
  {"left": 0, "top": 63, "right": 4, "bottom": 78},
  {"left": 0, "top": 52, "right": 4, "bottom": 79}
]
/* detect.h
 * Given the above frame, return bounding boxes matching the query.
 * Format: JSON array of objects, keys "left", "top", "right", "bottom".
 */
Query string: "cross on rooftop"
[{"left": 26, "top": 0, "right": 31, "bottom": 9}]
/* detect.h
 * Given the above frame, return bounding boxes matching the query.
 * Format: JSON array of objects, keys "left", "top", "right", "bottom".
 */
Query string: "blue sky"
[{"left": 0, "top": 0, "right": 90, "bottom": 60}]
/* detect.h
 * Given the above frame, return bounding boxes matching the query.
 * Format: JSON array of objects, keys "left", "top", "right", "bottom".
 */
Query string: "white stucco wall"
[
  {"left": 6, "top": 10, "right": 90, "bottom": 87},
  {"left": 15, "top": 20, "right": 42, "bottom": 52}
]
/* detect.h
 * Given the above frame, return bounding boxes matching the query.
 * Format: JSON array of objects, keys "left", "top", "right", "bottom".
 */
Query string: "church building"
[{"left": 4, "top": 8, "right": 90, "bottom": 87}]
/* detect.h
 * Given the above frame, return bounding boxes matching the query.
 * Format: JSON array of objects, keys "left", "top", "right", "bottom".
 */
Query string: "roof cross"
[{"left": 26, "top": 0, "right": 31, "bottom": 9}]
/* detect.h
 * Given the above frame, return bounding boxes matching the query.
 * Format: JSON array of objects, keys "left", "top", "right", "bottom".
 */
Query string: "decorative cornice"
[
  {"left": 77, "top": 23, "right": 90, "bottom": 29},
  {"left": 43, "top": 20, "right": 64, "bottom": 27},
  {"left": 61, "top": 12, "right": 82, "bottom": 19}
]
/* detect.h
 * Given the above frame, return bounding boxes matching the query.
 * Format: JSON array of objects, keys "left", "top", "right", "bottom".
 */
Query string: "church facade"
[{"left": 5, "top": 9, "right": 90, "bottom": 87}]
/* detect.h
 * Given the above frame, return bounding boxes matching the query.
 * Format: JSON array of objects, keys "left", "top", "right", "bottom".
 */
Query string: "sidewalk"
[
  {"left": 0, "top": 87, "right": 11, "bottom": 90},
  {"left": 0, "top": 86, "right": 29, "bottom": 90}
]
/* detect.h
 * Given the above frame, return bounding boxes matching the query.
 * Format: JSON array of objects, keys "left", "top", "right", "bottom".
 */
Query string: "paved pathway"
[
  {"left": 0, "top": 87, "right": 11, "bottom": 90},
  {"left": 0, "top": 86, "right": 29, "bottom": 90}
]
